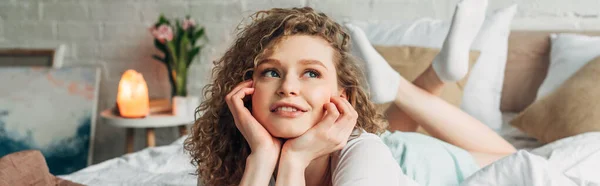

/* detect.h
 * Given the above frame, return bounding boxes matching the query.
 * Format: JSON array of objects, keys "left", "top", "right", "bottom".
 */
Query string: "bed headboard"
[{"left": 500, "top": 30, "right": 600, "bottom": 112}]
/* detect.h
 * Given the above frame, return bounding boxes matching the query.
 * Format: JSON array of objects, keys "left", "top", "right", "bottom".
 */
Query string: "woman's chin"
[
  {"left": 268, "top": 127, "right": 309, "bottom": 139},
  {"left": 259, "top": 118, "right": 314, "bottom": 139}
]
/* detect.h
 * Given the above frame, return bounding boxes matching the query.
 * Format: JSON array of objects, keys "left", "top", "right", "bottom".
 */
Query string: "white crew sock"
[
  {"left": 432, "top": 0, "right": 488, "bottom": 82},
  {"left": 345, "top": 23, "right": 400, "bottom": 104}
]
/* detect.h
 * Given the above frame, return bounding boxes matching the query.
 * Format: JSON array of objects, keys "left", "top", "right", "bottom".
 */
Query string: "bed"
[
  {"left": 58, "top": 136, "right": 197, "bottom": 185},
  {"left": 58, "top": 30, "right": 600, "bottom": 186}
]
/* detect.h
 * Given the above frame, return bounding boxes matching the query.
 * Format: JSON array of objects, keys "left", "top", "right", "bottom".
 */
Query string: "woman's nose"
[{"left": 277, "top": 77, "right": 299, "bottom": 96}]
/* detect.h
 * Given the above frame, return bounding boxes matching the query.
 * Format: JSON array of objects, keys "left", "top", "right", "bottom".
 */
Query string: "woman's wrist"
[
  {"left": 249, "top": 150, "right": 280, "bottom": 166},
  {"left": 275, "top": 150, "right": 308, "bottom": 186},
  {"left": 280, "top": 144, "right": 312, "bottom": 168},
  {"left": 280, "top": 151, "right": 310, "bottom": 172},
  {"left": 240, "top": 152, "right": 279, "bottom": 186}
]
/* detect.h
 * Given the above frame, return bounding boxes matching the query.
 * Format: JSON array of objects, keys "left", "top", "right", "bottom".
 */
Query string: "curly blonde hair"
[{"left": 184, "top": 7, "right": 386, "bottom": 186}]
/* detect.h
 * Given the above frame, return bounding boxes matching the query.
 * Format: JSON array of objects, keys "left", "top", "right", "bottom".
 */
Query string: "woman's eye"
[
  {"left": 263, "top": 70, "right": 280, "bottom": 78},
  {"left": 303, "top": 70, "right": 320, "bottom": 78}
]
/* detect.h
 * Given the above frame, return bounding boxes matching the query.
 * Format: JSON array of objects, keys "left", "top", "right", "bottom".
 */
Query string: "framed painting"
[
  {"left": 0, "top": 67, "right": 100, "bottom": 175},
  {"left": 0, "top": 44, "right": 66, "bottom": 68}
]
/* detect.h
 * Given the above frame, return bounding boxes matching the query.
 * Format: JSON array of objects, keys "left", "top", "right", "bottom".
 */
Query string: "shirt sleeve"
[{"left": 331, "top": 133, "right": 419, "bottom": 186}]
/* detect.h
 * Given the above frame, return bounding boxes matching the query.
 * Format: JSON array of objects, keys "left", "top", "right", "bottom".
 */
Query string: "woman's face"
[{"left": 251, "top": 35, "right": 344, "bottom": 138}]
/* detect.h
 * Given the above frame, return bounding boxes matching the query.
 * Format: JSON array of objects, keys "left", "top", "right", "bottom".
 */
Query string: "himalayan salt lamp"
[{"left": 117, "top": 69, "right": 149, "bottom": 118}]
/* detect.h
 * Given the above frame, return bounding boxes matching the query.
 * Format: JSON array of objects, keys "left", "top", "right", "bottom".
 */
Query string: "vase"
[{"left": 172, "top": 96, "right": 200, "bottom": 120}]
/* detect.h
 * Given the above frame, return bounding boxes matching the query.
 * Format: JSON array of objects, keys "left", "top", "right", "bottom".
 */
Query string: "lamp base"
[{"left": 113, "top": 101, "right": 148, "bottom": 118}]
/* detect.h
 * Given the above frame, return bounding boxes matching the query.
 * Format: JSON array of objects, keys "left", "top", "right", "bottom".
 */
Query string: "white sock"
[
  {"left": 432, "top": 0, "right": 488, "bottom": 82},
  {"left": 345, "top": 23, "right": 400, "bottom": 104}
]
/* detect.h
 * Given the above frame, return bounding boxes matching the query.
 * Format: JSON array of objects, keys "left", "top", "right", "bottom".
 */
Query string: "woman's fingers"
[
  {"left": 233, "top": 80, "right": 253, "bottom": 94},
  {"left": 329, "top": 97, "right": 357, "bottom": 147},
  {"left": 330, "top": 96, "right": 357, "bottom": 129},
  {"left": 225, "top": 80, "right": 257, "bottom": 136},
  {"left": 224, "top": 81, "right": 282, "bottom": 154},
  {"left": 226, "top": 80, "right": 252, "bottom": 102},
  {"left": 341, "top": 99, "right": 358, "bottom": 139},
  {"left": 340, "top": 97, "right": 358, "bottom": 128},
  {"left": 317, "top": 102, "right": 340, "bottom": 130},
  {"left": 330, "top": 96, "right": 349, "bottom": 118},
  {"left": 228, "top": 82, "right": 265, "bottom": 146},
  {"left": 231, "top": 87, "right": 254, "bottom": 114},
  {"left": 284, "top": 97, "right": 359, "bottom": 161},
  {"left": 226, "top": 81, "right": 253, "bottom": 114},
  {"left": 331, "top": 96, "right": 350, "bottom": 121}
]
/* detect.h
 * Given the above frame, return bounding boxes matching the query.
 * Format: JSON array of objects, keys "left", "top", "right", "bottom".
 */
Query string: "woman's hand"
[
  {"left": 226, "top": 80, "right": 282, "bottom": 154},
  {"left": 225, "top": 80, "right": 281, "bottom": 186},
  {"left": 275, "top": 96, "right": 358, "bottom": 186},
  {"left": 282, "top": 96, "right": 358, "bottom": 166}
]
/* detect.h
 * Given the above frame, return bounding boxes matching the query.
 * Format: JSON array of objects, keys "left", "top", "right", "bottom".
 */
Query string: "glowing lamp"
[{"left": 117, "top": 69, "right": 149, "bottom": 118}]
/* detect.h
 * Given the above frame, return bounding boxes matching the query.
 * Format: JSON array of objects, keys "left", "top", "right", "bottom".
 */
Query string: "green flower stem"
[
  {"left": 175, "top": 67, "right": 187, "bottom": 96},
  {"left": 152, "top": 17, "right": 206, "bottom": 98}
]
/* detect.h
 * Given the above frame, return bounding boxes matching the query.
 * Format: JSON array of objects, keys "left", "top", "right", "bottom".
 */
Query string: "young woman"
[
  {"left": 184, "top": 0, "right": 516, "bottom": 185},
  {"left": 184, "top": 6, "right": 408, "bottom": 185}
]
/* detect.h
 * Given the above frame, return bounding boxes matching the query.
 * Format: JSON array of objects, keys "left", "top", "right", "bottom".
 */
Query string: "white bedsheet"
[
  {"left": 499, "top": 112, "right": 543, "bottom": 150},
  {"left": 463, "top": 132, "right": 600, "bottom": 186},
  {"left": 59, "top": 136, "right": 198, "bottom": 186}
]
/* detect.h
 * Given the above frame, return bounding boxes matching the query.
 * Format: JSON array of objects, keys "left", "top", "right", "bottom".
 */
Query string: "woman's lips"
[
  {"left": 269, "top": 102, "right": 308, "bottom": 112},
  {"left": 272, "top": 109, "right": 305, "bottom": 118}
]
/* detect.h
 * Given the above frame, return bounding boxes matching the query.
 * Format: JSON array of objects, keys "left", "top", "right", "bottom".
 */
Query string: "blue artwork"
[{"left": 0, "top": 67, "right": 100, "bottom": 175}]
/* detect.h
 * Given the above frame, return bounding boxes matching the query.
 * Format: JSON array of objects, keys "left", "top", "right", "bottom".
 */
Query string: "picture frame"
[{"left": 0, "top": 44, "right": 66, "bottom": 68}]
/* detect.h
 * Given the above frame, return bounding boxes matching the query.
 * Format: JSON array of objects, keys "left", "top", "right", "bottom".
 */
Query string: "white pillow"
[
  {"left": 536, "top": 33, "right": 600, "bottom": 100},
  {"left": 348, "top": 5, "right": 517, "bottom": 130}
]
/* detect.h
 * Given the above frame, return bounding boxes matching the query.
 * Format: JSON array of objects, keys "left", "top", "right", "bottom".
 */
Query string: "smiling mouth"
[{"left": 271, "top": 106, "right": 306, "bottom": 118}]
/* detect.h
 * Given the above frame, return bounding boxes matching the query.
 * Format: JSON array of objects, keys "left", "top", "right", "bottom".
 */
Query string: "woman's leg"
[
  {"left": 392, "top": 0, "right": 515, "bottom": 155},
  {"left": 387, "top": 63, "right": 514, "bottom": 167},
  {"left": 392, "top": 63, "right": 515, "bottom": 154},
  {"left": 344, "top": 24, "right": 444, "bottom": 133},
  {"left": 347, "top": 0, "right": 515, "bottom": 156},
  {"left": 385, "top": 66, "right": 444, "bottom": 132},
  {"left": 385, "top": 49, "right": 514, "bottom": 167},
  {"left": 384, "top": 66, "right": 468, "bottom": 137}
]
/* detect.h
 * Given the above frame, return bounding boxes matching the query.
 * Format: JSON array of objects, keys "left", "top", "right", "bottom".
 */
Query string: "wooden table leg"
[
  {"left": 146, "top": 128, "right": 156, "bottom": 147},
  {"left": 126, "top": 128, "right": 134, "bottom": 153},
  {"left": 179, "top": 125, "right": 188, "bottom": 137}
]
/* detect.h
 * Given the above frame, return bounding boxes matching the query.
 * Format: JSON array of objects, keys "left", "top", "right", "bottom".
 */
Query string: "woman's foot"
[
  {"left": 345, "top": 23, "right": 400, "bottom": 104},
  {"left": 345, "top": 0, "right": 487, "bottom": 103},
  {"left": 432, "top": 0, "right": 488, "bottom": 82}
]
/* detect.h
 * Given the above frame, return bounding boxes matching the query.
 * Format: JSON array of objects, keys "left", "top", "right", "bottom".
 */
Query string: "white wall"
[{"left": 1, "top": 0, "right": 599, "bottom": 163}]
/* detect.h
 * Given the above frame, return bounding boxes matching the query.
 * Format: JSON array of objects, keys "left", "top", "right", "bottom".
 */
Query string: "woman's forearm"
[
  {"left": 275, "top": 151, "right": 307, "bottom": 186},
  {"left": 240, "top": 152, "right": 278, "bottom": 186}
]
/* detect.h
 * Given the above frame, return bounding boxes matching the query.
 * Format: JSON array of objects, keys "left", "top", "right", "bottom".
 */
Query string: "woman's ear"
[
  {"left": 339, "top": 89, "right": 347, "bottom": 99},
  {"left": 243, "top": 68, "right": 254, "bottom": 81}
]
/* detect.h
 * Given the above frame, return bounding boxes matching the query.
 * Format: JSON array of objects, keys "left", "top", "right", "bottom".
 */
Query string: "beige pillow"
[
  {"left": 372, "top": 45, "right": 481, "bottom": 113},
  {"left": 511, "top": 56, "right": 600, "bottom": 143}
]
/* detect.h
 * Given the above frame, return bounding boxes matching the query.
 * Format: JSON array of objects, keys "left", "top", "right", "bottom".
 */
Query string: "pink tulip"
[
  {"left": 182, "top": 18, "right": 196, "bottom": 30},
  {"left": 150, "top": 25, "right": 173, "bottom": 43}
]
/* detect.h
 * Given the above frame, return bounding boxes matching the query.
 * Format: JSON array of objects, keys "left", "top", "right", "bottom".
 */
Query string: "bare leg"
[
  {"left": 385, "top": 65, "right": 513, "bottom": 167},
  {"left": 386, "top": 66, "right": 443, "bottom": 132},
  {"left": 386, "top": 64, "right": 515, "bottom": 167},
  {"left": 392, "top": 67, "right": 515, "bottom": 155},
  {"left": 385, "top": 0, "right": 515, "bottom": 165},
  {"left": 347, "top": 0, "right": 514, "bottom": 166}
]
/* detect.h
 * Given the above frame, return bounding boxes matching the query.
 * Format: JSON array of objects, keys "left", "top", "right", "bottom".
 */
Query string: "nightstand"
[{"left": 100, "top": 108, "right": 195, "bottom": 153}]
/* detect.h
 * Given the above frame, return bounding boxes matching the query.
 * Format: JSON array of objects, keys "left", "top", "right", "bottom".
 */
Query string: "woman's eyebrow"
[
  {"left": 299, "top": 59, "right": 327, "bottom": 70},
  {"left": 256, "top": 59, "right": 327, "bottom": 70},
  {"left": 256, "top": 58, "right": 280, "bottom": 67}
]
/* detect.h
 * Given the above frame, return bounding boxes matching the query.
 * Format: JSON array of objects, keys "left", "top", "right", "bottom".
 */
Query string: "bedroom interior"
[{"left": 1, "top": 0, "right": 600, "bottom": 185}]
